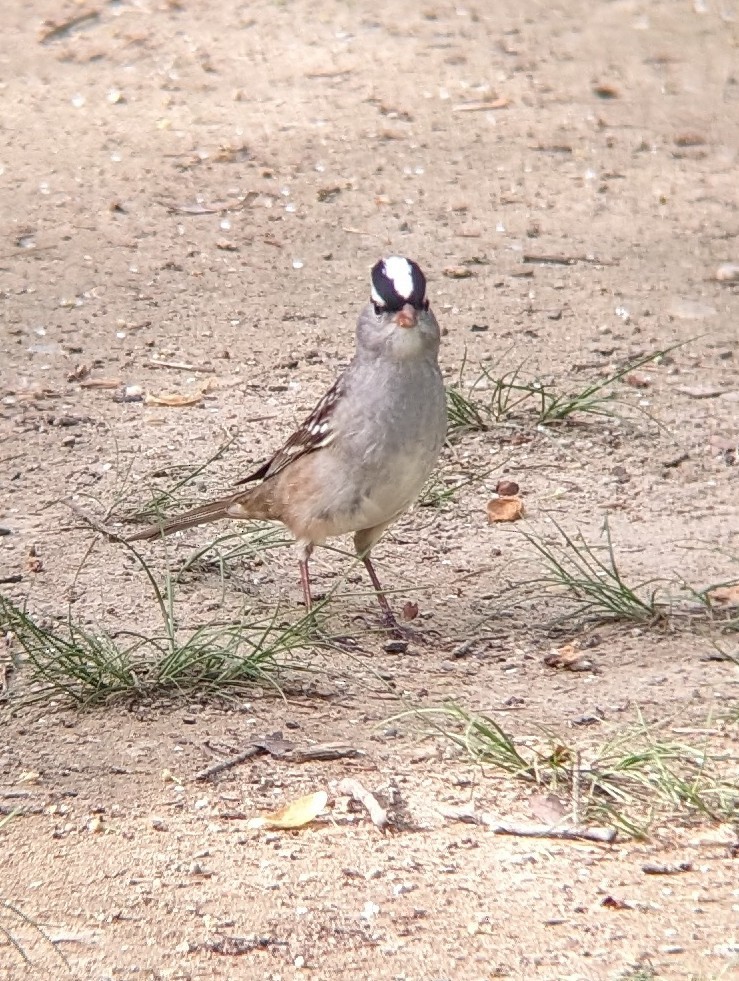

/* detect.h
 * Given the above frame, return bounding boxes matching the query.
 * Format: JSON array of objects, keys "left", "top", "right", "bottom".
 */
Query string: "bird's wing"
[{"left": 237, "top": 375, "right": 345, "bottom": 485}]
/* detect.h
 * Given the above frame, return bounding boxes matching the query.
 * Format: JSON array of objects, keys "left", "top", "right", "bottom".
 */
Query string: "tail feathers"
[{"left": 126, "top": 488, "right": 268, "bottom": 542}]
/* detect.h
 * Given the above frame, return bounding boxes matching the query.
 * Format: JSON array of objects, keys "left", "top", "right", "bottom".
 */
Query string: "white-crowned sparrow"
[{"left": 128, "top": 256, "right": 447, "bottom": 632}]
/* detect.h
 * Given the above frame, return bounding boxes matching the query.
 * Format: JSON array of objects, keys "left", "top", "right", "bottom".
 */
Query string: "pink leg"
[
  {"left": 362, "top": 555, "right": 402, "bottom": 633},
  {"left": 298, "top": 544, "right": 314, "bottom": 609}
]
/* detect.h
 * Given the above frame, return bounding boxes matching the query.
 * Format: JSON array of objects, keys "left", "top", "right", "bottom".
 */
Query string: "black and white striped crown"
[{"left": 371, "top": 256, "right": 427, "bottom": 313}]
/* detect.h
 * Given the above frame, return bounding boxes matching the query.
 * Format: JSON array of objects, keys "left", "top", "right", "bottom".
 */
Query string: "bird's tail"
[{"left": 126, "top": 486, "right": 273, "bottom": 542}]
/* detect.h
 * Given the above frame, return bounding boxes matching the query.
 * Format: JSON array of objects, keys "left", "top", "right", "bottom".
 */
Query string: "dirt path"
[{"left": 1, "top": 1, "right": 738, "bottom": 979}]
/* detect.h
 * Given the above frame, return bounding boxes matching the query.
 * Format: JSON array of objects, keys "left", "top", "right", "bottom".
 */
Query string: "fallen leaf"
[
  {"left": 402, "top": 601, "right": 419, "bottom": 621},
  {"left": 544, "top": 644, "right": 594, "bottom": 672},
  {"left": 145, "top": 390, "right": 204, "bottom": 407},
  {"left": 623, "top": 372, "right": 652, "bottom": 389},
  {"left": 707, "top": 585, "right": 739, "bottom": 607},
  {"left": 486, "top": 497, "right": 524, "bottom": 523},
  {"left": 247, "top": 791, "right": 328, "bottom": 830},
  {"left": 443, "top": 265, "right": 474, "bottom": 279}
]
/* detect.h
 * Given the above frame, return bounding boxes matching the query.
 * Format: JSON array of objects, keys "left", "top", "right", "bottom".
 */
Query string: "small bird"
[{"left": 128, "top": 256, "right": 447, "bottom": 633}]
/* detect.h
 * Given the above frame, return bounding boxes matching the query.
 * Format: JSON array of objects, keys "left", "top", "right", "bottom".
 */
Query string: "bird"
[{"left": 127, "top": 256, "right": 447, "bottom": 634}]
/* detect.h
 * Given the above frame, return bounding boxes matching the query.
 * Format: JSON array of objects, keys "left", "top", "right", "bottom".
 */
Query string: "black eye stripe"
[{"left": 371, "top": 257, "right": 427, "bottom": 312}]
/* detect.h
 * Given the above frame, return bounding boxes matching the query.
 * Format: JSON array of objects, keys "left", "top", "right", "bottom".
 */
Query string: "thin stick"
[
  {"left": 148, "top": 360, "right": 215, "bottom": 373},
  {"left": 338, "top": 777, "right": 390, "bottom": 830},
  {"left": 482, "top": 815, "right": 616, "bottom": 843},
  {"left": 441, "top": 806, "right": 615, "bottom": 843},
  {"left": 523, "top": 253, "right": 618, "bottom": 266},
  {"left": 194, "top": 745, "right": 264, "bottom": 781},
  {"left": 63, "top": 500, "right": 123, "bottom": 542},
  {"left": 40, "top": 10, "right": 100, "bottom": 44}
]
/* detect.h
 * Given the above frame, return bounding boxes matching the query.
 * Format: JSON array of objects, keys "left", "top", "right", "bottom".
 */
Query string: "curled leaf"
[
  {"left": 486, "top": 497, "right": 524, "bottom": 523},
  {"left": 145, "top": 390, "right": 204, "bottom": 407},
  {"left": 707, "top": 585, "right": 739, "bottom": 607},
  {"left": 247, "top": 791, "right": 328, "bottom": 831}
]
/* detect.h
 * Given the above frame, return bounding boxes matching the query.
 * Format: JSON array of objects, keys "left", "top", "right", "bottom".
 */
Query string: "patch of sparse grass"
[
  {"left": 446, "top": 346, "right": 677, "bottom": 438},
  {"left": 516, "top": 519, "right": 739, "bottom": 633},
  {"left": 522, "top": 518, "right": 670, "bottom": 627},
  {"left": 418, "top": 704, "right": 738, "bottom": 837},
  {"left": 0, "top": 591, "right": 310, "bottom": 706},
  {"left": 0, "top": 540, "right": 316, "bottom": 706}
]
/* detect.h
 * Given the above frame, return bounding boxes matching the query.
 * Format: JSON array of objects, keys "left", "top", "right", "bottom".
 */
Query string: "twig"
[
  {"left": 482, "top": 815, "right": 616, "bottom": 843},
  {"left": 40, "top": 10, "right": 100, "bottom": 44},
  {"left": 194, "top": 740, "right": 360, "bottom": 781},
  {"left": 63, "top": 500, "right": 123, "bottom": 543},
  {"left": 194, "top": 745, "right": 264, "bottom": 781},
  {"left": 442, "top": 806, "right": 615, "bottom": 843},
  {"left": 338, "top": 778, "right": 390, "bottom": 830},
  {"left": 148, "top": 360, "right": 215, "bottom": 373},
  {"left": 453, "top": 98, "right": 509, "bottom": 112},
  {"left": 523, "top": 253, "right": 618, "bottom": 266},
  {"left": 286, "top": 744, "right": 360, "bottom": 763}
]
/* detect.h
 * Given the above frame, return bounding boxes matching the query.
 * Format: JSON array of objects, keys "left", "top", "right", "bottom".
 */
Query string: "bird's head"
[{"left": 358, "top": 256, "right": 440, "bottom": 360}]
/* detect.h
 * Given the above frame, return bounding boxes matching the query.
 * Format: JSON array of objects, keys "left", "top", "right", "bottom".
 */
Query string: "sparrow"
[{"left": 127, "top": 256, "right": 447, "bottom": 633}]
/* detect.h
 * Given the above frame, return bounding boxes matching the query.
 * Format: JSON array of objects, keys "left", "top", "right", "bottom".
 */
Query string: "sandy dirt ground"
[{"left": 1, "top": 1, "right": 738, "bottom": 979}]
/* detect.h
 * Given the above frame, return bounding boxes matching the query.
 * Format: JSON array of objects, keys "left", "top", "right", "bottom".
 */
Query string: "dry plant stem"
[
  {"left": 522, "top": 253, "right": 618, "bottom": 266},
  {"left": 338, "top": 777, "right": 390, "bottom": 830},
  {"left": 64, "top": 500, "right": 123, "bottom": 542},
  {"left": 445, "top": 808, "right": 615, "bottom": 843},
  {"left": 482, "top": 816, "right": 616, "bottom": 844},
  {"left": 194, "top": 745, "right": 264, "bottom": 781},
  {"left": 195, "top": 742, "right": 360, "bottom": 780},
  {"left": 148, "top": 359, "right": 215, "bottom": 373}
]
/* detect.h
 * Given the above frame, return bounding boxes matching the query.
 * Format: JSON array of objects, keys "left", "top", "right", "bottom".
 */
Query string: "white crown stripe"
[{"left": 383, "top": 256, "right": 415, "bottom": 301}]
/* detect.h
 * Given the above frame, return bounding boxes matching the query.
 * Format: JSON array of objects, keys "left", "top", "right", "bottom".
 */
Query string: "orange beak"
[{"left": 394, "top": 303, "right": 418, "bottom": 329}]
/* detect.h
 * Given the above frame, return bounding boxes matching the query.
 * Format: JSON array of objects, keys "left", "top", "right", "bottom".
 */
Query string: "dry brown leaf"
[
  {"left": 707, "top": 584, "right": 739, "bottom": 607},
  {"left": 623, "top": 372, "right": 651, "bottom": 389},
  {"left": 486, "top": 497, "right": 524, "bottom": 523},
  {"left": 145, "top": 390, "right": 204, "bottom": 407},
  {"left": 544, "top": 644, "right": 594, "bottom": 672},
  {"left": 401, "top": 601, "right": 419, "bottom": 621},
  {"left": 247, "top": 790, "right": 328, "bottom": 830}
]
